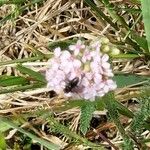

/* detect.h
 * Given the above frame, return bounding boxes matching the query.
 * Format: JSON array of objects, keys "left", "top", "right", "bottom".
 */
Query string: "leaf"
[
  {"left": 0, "top": 122, "right": 11, "bottom": 132},
  {"left": 0, "top": 117, "right": 60, "bottom": 150},
  {"left": 103, "top": 92, "right": 126, "bottom": 137},
  {"left": 0, "top": 75, "right": 28, "bottom": 87},
  {"left": 0, "top": 82, "right": 45, "bottom": 94},
  {"left": 141, "top": 0, "right": 150, "bottom": 53},
  {"left": 131, "top": 88, "right": 150, "bottom": 133},
  {"left": 0, "top": 133, "right": 6, "bottom": 150},
  {"left": 0, "top": 0, "right": 24, "bottom": 6},
  {"left": 113, "top": 100, "right": 134, "bottom": 118},
  {"left": 0, "top": 56, "right": 43, "bottom": 66},
  {"left": 113, "top": 74, "right": 149, "bottom": 88},
  {"left": 131, "top": 33, "right": 148, "bottom": 52},
  {"left": 111, "top": 54, "right": 141, "bottom": 59},
  {"left": 80, "top": 101, "right": 96, "bottom": 135},
  {"left": 45, "top": 114, "right": 103, "bottom": 149},
  {"left": 16, "top": 65, "right": 46, "bottom": 83},
  {"left": 48, "top": 40, "right": 76, "bottom": 50}
]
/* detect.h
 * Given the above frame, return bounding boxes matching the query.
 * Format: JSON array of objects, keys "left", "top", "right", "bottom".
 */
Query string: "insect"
[{"left": 64, "top": 77, "right": 80, "bottom": 93}]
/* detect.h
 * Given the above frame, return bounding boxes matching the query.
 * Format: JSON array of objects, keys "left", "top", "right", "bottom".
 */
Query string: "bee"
[{"left": 64, "top": 77, "right": 80, "bottom": 93}]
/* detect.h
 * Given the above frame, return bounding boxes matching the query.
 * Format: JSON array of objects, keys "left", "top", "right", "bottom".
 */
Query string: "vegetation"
[{"left": 0, "top": 0, "right": 150, "bottom": 149}]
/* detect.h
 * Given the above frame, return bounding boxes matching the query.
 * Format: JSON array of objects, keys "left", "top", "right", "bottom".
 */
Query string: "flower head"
[{"left": 46, "top": 39, "right": 117, "bottom": 101}]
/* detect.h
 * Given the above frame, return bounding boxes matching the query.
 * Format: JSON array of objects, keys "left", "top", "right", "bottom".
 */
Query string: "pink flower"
[
  {"left": 46, "top": 39, "right": 117, "bottom": 101},
  {"left": 82, "top": 49, "right": 92, "bottom": 63},
  {"left": 69, "top": 40, "right": 85, "bottom": 55}
]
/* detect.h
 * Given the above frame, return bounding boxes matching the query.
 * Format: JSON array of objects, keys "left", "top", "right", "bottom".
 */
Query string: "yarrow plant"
[{"left": 46, "top": 39, "right": 117, "bottom": 101}]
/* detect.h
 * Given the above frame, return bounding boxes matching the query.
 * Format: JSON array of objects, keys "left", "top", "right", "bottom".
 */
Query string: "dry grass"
[{"left": 0, "top": 0, "right": 150, "bottom": 149}]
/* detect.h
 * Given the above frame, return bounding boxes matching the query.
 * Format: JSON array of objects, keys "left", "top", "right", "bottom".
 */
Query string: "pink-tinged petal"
[
  {"left": 102, "top": 54, "right": 109, "bottom": 62},
  {"left": 104, "top": 70, "right": 114, "bottom": 77},
  {"left": 81, "top": 77, "right": 90, "bottom": 86},
  {"left": 64, "top": 92, "right": 73, "bottom": 97},
  {"left": 102, "top": 62, "right": 110, "bottom": 69},
  {"left": 69, "top": 45, "right": 76, "bottom": 51},
  {"left": 106, "top": 79, "right": 117, "bottom": 90},
  {"left": 97, "top": 91, "right": 105, "bottom": 97},
  {"left": 54, "top": 47, "right": 61, "bottom": 57},
  {"left": 74, "top": 49, "right": 80, "bottom": 56},
  {"left": 103, "top": 85, "right": 109, "bottom": 93},
  {"left": 76, "top": 40, "right": 85, "bottom": 48},
  {"left": 73, "top": 59, "right": 81, "bottom": 68},
  {"left": 85, "top": 72, "right": 93, "bottom": 80},
  {"left": 93, "top": 55, "right": 101, "bottom": 62},
  {"left": 60, "top": 50, "right": 71, "bottom": 61},
  {"left": 90, "top": 62, "right": 98, "bottom": 72},
  {"left": 82, "top": 50, "right": 92, "bottom": 62},
  {"left": 83, "top": 86, "right": 96, "bottom": 100},
  {"left": 93, "top": 73, "right": 102, "bottom": 83},
  {"left": 69, "top": 40, "right": 85, "bottom": 55}
]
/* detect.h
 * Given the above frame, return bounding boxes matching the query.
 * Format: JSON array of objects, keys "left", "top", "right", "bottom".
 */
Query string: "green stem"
[
  {"left": 0, "top": 82, "right": 45, "bottom": 94},
  {"left": 124, "top": 13, "right": 142, "bottom": 40},
  {"left": 111, "top": 54, "right": 142, "bottom": 59},
  {"left": 0, "top": 56, "right": 44, "bottom": 66}
]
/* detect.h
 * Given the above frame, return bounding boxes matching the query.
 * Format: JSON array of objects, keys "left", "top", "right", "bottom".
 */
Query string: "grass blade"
[
  {"left": 0, "top": 117, "right": 60, "bottom": 150},
  {"left": 113, "top": 74, "right": 149, "bottom": 88},
  {"left": 0, "top": 76, "right": 28, "bottom": 86},
  {"left": 141, "top": 0, "right": 150, "bottom": 53},
  {"left": 16, "top": 65, "right": 46, "bottom": 83},
  {"left": 0, "top": 56, "right": 44, "bottom": 66},
  {"left": 0, "top": 82, "right": 45, "bottom": 94}
]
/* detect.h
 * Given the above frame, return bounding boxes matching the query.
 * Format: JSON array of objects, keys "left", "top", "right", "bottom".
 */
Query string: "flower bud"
[
  {"left": 83, "top": 62, "right": 91, "bottom": 72},
  {"left": 101, "top": 45, "right": 110, "bottom": 53},
  {"left": 101, "top": 37, "right": 109, "bottom": 44},
  {"left": 110, "top": 47, "right": 120, "bottom": 55}
]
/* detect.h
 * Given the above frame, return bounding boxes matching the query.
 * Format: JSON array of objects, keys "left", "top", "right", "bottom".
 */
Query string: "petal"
[
  {"left": 73, "top": 59, "right": 81, "bottom": 68},
  {"left": 102, "top": 54, "right": 109, "bottom": 62},
  {"left": 54, "top": 47, "right": 61, "bottom": 57},
  {"left": 69, "top": 45, "right": 76, "bottom": 51}
]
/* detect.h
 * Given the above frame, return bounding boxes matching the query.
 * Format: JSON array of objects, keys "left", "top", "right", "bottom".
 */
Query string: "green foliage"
[
  {"left": 0, "top": 75, "right": 28, "bottom": 86},
  {"left": 0, "top": 82, "right": 45, "bottom": 94},
  {"left": 80, "top": 101, "right": 96, "bottom": 135},
  {"left": 141, "top": 0, "right": 150, "bottom": 53},
  {"left": 0, "top": 56, "right": 43, "bottom": 66},
  {"left": 0, "top": 133, "right": 6, "bottom": 150},
  {"left": 113, "top": 100, "right": 134, "bottom": 118},
  {"left": 113, "top": 74, "right": 149, "bottom": 88},
  {"left": 103, "top": 92, "right": 129, "bottom": 141},
  {"left": 0, "top": 117, "right": 60, "bottom": 150},
  {"left": 49, "top": 40, "right": 76, "bottom": 50},
  {"left": 0, "top": 121, "right": 11, "bottom": 133},
  {"left": 16, "top": 64, "right": 46, "bottom": 83},
  {"left": 131, "top": 33, "right": 148, "bottom": 51},
  {"left": 131, "top": 88, "right": 150, "bottom": 134},
  {"left": 103, "top": 93, "right": 120, "bottom": 126},
  {"left": 0, "top": 0, "right": 24, "bottom": 6},
  {"left": 122, "top": 137, "right": 134, "bottom": 150},
  {"left": 44, "top": 114, "right": 104, "bottom": 149},
  {"left": 84, "top": 0, "right": 141, "bottom": 52}
]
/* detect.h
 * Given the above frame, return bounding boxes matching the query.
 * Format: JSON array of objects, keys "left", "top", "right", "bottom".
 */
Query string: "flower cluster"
[{"left": 46, "top": 39, "right": 117, "bottom": 101}]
